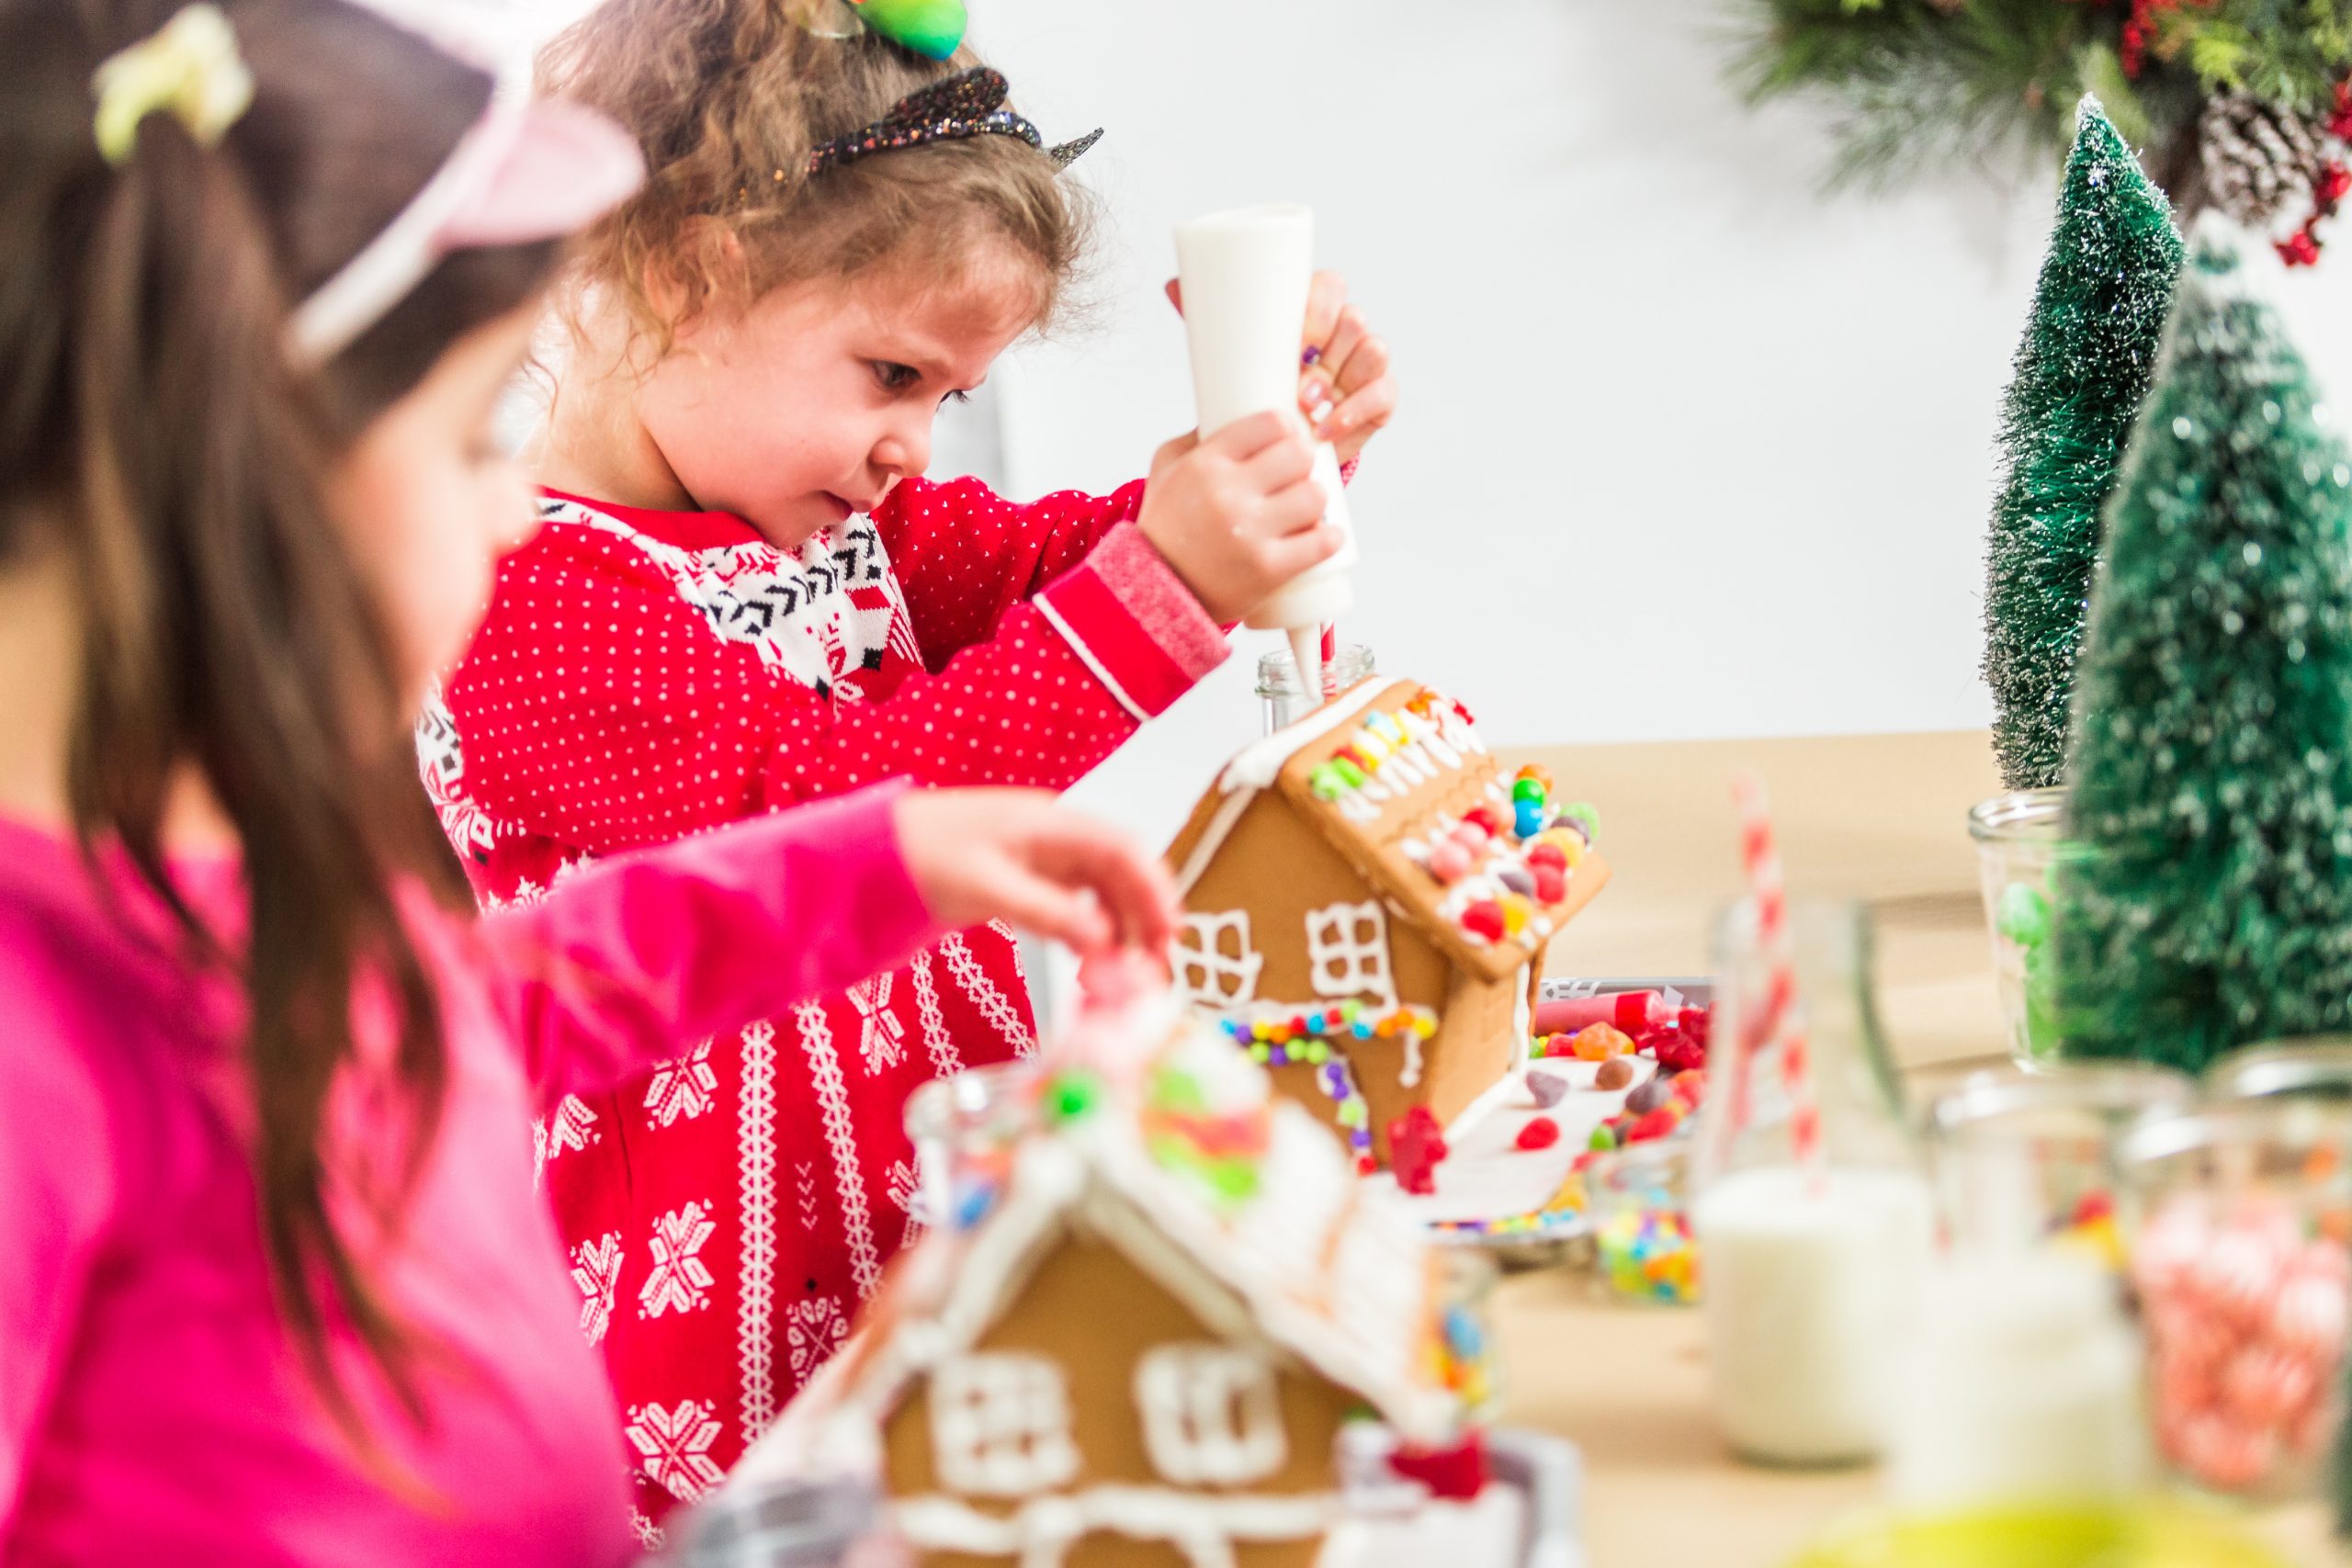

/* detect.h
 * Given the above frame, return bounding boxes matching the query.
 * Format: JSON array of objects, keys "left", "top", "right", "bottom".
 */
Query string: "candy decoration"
[
  {"left": 1464, "top": 806, "right": 1504, "bottom": 836},
  {"left": 1511, "top": 776, "right": 1546, "bottom": 806},
  {"left": 1532, "top": 864, "right": 1566, "bottom": 904},
  {"left": 1593, "top": 1056, "right": 1636, "bottom": 1092},
  {"left": 1526, "top": 841, "right": 1568, "bottom": 873},
  {"left": 853, "top": 0, "right": 969, "bottom": 60},
  {"left": 1513, "top": 799, "right": 1547, "bottom": 840},
  {"left": 1527, "top": 1068, "right": 1570, "bottom": 1107},
  {"left": 1461, "top": 900, "right": 1506, "bottom": 944},
  {"left": 1390, "top": 1107, "right": 1450, "bottom": 1195},
  {"left": 1515, "top": 1118, "right": 1561, "bottom": 1151},
  {"left": 1571, "top": 1023, "right": 1634, "bottom": 1061},
  {"left": 2134, "top": 1194, "right": 2348, "bottom": 1495},
  {"left": 1426, "top": 840, "right": 1474, "bottom": 884},
  {"left": 1598, "top": 1206, "right": 1700, "bottom": 1304}
]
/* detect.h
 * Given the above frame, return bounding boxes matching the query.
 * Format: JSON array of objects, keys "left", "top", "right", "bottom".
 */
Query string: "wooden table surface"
[{"left": 1487, "top": 729, "right": 2334, "bottom": 1567}]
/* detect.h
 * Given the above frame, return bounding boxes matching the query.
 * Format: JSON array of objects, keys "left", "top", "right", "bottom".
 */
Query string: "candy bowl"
[
  {"left": 1585, "top": 1139, "right": 1700, "bottom": 1306},
  {"left": 2203, "top": 1038, "right": 2352, "bottom": 1107},
  {"left": 903, "top": 1059, "right": 1044, "bottom": 1233},
  {"left": 2119, "top": 1102, "right": 2352, "bottom": 1502},
  {"left": 1924, "top": 1062, "right": 2194, "bottom": 1269},
  {"left": 1966, "top": 788, "right": 2076, "bottom": 1069}
]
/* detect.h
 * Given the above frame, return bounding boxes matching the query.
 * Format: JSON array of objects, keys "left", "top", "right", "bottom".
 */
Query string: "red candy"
[
  {"left": 1463, "top": 805, "right": 1504, "bottom": 836},
  {"left": 1532, "top": 865, "right": 1567, "bottom": 904},
  {"left": 1526, "top": 842, "right": 1568, "bottom": 873},
  {"left": 1461, "top": 900, "right": 1507, "bottom": 942},
  {"left": 1389, "top": 1107, "right": 1450, "bottom": 1195},
  {"left": 1515, "top": 1118, "right": 1561, "bottom": 1151},
  {"left": 1625, "top": 1109, "right": 1678, "bottom": 1144}
]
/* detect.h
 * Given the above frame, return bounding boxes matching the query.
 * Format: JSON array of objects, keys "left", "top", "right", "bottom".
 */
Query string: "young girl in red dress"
[
  {"left": 0, "top": 2, "right": 1170, "bottom": 1561},
  {"left": 423, "top": 0, "right": 1399, "bottom": 1535}
]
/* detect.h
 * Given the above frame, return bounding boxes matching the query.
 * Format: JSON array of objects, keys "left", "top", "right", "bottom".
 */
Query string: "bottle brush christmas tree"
[
  {"left": 1984, "top": 97, "right": 2185, "bottom": 792},
  {"left": 2056, "top": 219, "right": 2352, "bottom": 1075}
]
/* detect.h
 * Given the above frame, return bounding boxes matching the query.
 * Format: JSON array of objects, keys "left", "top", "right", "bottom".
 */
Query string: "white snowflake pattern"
[
  {"left": 624, "top": 1400, "right": 727, "bottom": 1504},
  {"left": 644, "top": 1039, "right": 718, "bottom": 1128},
  {"left": 569, "top": 1232, "right": 624, "bottom": 1347},
  {"left": 540, "top": 1097, "right": 599, "bottom": 1181},
  {"left": 886, "top": 1158, "right": 925, "bottom": 1248},
  {"left": 639, "top": 1201, "right": 718, "bottom": 1319},
  {"left": 846, "top": 974, "right": 906, "bottom": 1076},
  {"left": 785, "top": 1295, "right": 847, "bottom": 1382}
]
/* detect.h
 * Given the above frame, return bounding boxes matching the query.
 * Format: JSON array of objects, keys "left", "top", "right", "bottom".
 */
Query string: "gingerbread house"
[
  {"left": 1165, "top": 679, "right": 1611, "bottom": 1168},
  {"left": 758, "top": 1012, "right": 1477, "bottom": 1568}
]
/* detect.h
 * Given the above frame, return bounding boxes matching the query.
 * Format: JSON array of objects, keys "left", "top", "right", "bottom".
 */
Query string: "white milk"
[
  {"left": 1694, "top": 1164, "right": 1936, "bottom": 1466},
  {"left": 1888, "top": 1252, "right": 2148, "bottom": 1508},
  {"left": 1172, "top": 204, "right": 1358, "bottom": 645}
]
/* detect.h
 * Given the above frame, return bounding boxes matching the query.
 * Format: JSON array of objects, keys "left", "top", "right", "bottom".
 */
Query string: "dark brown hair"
[
  {"left": 0, "top": 0, "right": 560, "bottom": 1443},
  {"left": 541, "top": 0, "right": 1090, "bottom": 353}
]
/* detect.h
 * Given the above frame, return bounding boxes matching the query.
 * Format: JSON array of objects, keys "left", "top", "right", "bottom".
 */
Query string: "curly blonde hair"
[{"left": 540, "top": 0, "right": 1091, "bottom": 353}]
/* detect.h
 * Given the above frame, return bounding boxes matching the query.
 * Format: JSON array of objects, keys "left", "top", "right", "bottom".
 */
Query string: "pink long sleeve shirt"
[{"left": 0, "top": 784, "right": 938, "bottom": 1568}]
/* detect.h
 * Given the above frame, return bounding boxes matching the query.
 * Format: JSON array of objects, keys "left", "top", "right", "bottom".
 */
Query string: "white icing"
[
  {"left": 1510, "top": 964, "right": 1533, "bottom": 1070},
  {"left": 1304, "top": 902, "right": 1396, "bottom": 1010},
  {"left": 931, "top": 1351, "right": 1082, "bottom": 1497},
  {"left": 1173, "top": 911, "right": 1264, "bottom": 1011},
  {"left": 1218, "top": 678, "right": 1389, "bottom": 795},
  {"left": 1400, "top": 1032, "right": 1425, "bottom": 1090},
  {"left": 894, "top": 1485, "right": 1339, "bottom": 1566},
  {"left": 1135, "top": 1344, "right": 1288, "bottom": 1485}
]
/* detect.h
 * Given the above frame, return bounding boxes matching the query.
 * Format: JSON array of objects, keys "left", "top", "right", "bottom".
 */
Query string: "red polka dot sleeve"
[
  {"left": 876, "top": 475, "right": 1147, "bottom": 669},
  {"left": 442, "top": 483, "right": 1228, "bottom": 860}
]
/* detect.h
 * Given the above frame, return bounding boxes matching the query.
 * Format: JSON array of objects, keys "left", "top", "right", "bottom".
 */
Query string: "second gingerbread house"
[{"left": 1165, "top": 679, "right": 1610, "bottom": 1168}]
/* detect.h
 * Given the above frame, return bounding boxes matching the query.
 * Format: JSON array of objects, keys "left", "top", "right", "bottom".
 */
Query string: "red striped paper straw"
[{"left": 1724, "top": 772, "right": 1824, "bottom": 1178}]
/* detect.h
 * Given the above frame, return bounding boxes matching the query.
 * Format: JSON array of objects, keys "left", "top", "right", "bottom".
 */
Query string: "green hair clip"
[{"left": 852, "top": 0, "right": 967, "bottom": 61}]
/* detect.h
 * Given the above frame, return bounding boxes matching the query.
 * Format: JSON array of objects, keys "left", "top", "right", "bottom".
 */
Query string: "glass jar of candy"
[
  {"left": 1925, "top": 1063, "right": 2194, "bottom": 1269},
  {"left": 1693, "top": 898, "right": 1936, "bottom": 1467},
  {"left": 2120, "top": 1100, "right": 2352, "bottom": 1502},
  {"left": 2203, "top": 1039, "right": 2352, "bottom": 1106},
  {"left": 903, "top": 1060, "right": 1043, "bottom": 1235},
  {"left": 1256, "top": 640, "right": 1374, "bottom": 733},
  {"left": 1587, "top": 1139, "right": 1700, "bottom": 1305},
  {"left": 1967, "top": 787, "right": 2075, "bottom": 1069}
]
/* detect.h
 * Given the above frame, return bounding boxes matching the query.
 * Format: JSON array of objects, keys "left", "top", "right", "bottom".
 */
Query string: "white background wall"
[{"left": 500, "top": 0, "right": 2352, "bottom": 849}]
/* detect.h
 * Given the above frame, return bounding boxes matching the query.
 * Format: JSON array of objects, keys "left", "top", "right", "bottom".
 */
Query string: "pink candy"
[
  {"left": 1425, "top": 840, "right": 1474, "bottom": 884},
  {"left": 2135, "top": 1193, "right": 2348, "bottom": 1495}
]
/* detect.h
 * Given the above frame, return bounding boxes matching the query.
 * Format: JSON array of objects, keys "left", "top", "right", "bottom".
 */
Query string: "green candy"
[
  {"left": 1560, "top": 802, "right": 1600, "bottom": 842},
  {"left": 1511, "top": 777, "right": 1546, "bottom": 804},
  {"left": 854, "top": 0, "right": 967, "bottom": 60},
  {"left": 1043, "top": 1069, "right": 1102, "bottom": 1125},
  {"left": 1308, "top": 763, "right": 1346, "bottom": 800},
  {"left": 1331, "top": 760, "right": 1367, "bottom": 789},
  {"left": 1996, "top": 881, "right": 2052, "bottom": 948},
  {"left": 1589, "top": 1124, "right": 1617, "bottom": 1153}
]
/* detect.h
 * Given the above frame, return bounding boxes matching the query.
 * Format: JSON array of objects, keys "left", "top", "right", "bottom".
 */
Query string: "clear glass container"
[
  {"left": 1967, "top": 787, "right": 2074, "bottom": 1069},
  {"left": 1588, "top": 1140, "right": 1700, "bottom": 1306},
  {"left": 2202, "top": 1039, "right": 2352, "bottom": 1106},
  {"left": 2120, "top": 1101, "right": 2352, "bottom": 1502},
  {"left": 1923, "top": 1063, "right": 2193, "bottom": 1265},
  {"left": 1256, "top": 640, "right": 1374, "bottom": 733},
  {"left": 902, "top": 1060, "right": 1042, "bottom": 1235},
  {"left": 1692, "top": 898, "right": 1935, "bottom": 1467}
]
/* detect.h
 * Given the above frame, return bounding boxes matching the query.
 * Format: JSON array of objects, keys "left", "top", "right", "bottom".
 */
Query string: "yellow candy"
[
  {"left": 1537, "top": 828, "right": 1586, "bottom": 869},
  {"left": 1413, "top": 1013, "right": 1438, "bottom": 1039},
  {"left": 1500, "top": 894, "right": 1532, "bottom": 936},
  {"left": 1355, "top": 730, "right": 1392, "bottom": 764}
]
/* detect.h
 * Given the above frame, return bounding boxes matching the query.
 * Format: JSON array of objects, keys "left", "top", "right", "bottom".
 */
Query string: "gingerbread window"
[
  {"left": 1134, "top": 1344, "right": 1287, "bottom": 1485},
  {"left": 931, "top": 1352, "right": 1081, "bottom": 1496},
  {"left": 1173, "top": 911, "right": 1263, "bottom": 1012},
  {"left": 1305, "top": 901, "right": 1396, "bottom": 1009}
]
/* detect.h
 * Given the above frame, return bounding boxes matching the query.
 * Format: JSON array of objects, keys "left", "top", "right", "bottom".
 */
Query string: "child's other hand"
[
  {"left": 1161, "top": 272, "right": 1396, "bottom": 466},
  {"left": 1136, "top": 412, "right": 1342, "bottom": 624},
  {"left": 1296, "top": 271, "right": 1394, "bottom": 466},
  {"left": 893, "top": 789, "right": 1179, "bottom": 961}
]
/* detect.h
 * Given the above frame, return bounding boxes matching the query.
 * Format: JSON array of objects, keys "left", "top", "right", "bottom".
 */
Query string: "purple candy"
[
  {"left": 1525, "top": 1069, "right": 1569, "bottom": 1109},
  {"left": 1624, "top": 1077, "right": 1670, "bottom": 1116}
]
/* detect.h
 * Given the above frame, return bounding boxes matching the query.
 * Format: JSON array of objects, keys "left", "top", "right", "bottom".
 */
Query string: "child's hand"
[
  {"left": 893, "top": 789, "right": 1179, "bottom": 960},
  {"left": 1162, "top": 272, "right": 1396, "bottom": 466},
  {"left": 1136, "top": 412, "right": 1343, "bottom": 624},
  {"left": 1296, "top": 271, "right": 1395, "bottom": 466}
]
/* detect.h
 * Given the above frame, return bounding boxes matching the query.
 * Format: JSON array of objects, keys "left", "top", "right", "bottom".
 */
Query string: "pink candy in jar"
[{"left": 2133, "top": 1192, "right": 2348, "bottom": 1495}]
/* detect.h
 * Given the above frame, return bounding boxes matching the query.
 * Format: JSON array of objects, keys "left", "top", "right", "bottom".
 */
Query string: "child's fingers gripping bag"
[{"left": 421, "top": 0, "right": 1395, "bottom": 1535}]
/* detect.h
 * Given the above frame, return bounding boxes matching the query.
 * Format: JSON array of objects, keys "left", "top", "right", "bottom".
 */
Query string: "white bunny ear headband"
[{"left": 93, "top": 1, "right": 647, "bottom": 367}]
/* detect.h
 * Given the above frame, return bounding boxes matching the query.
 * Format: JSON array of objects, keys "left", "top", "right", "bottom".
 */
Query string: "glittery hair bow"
[
  {"left": 808, "top": 66, "right": 1102, "bottom": 175},
  {"left": 90, "top": 4, "right": 255, "bottom": 166}
]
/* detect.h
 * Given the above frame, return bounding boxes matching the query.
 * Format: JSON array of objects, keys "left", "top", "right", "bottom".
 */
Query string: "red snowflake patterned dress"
[{"left": 420, "top": 477, "right": 1227, "bottom": 1540}]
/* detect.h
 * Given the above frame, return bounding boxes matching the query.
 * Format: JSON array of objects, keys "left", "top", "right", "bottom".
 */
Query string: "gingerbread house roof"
[
  {"left": 755, "top": 1007, "right": 1462, "bottom": 1479},
  {"left": 1168, "top": 679, "right": 1611, "bottom": 986}
]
